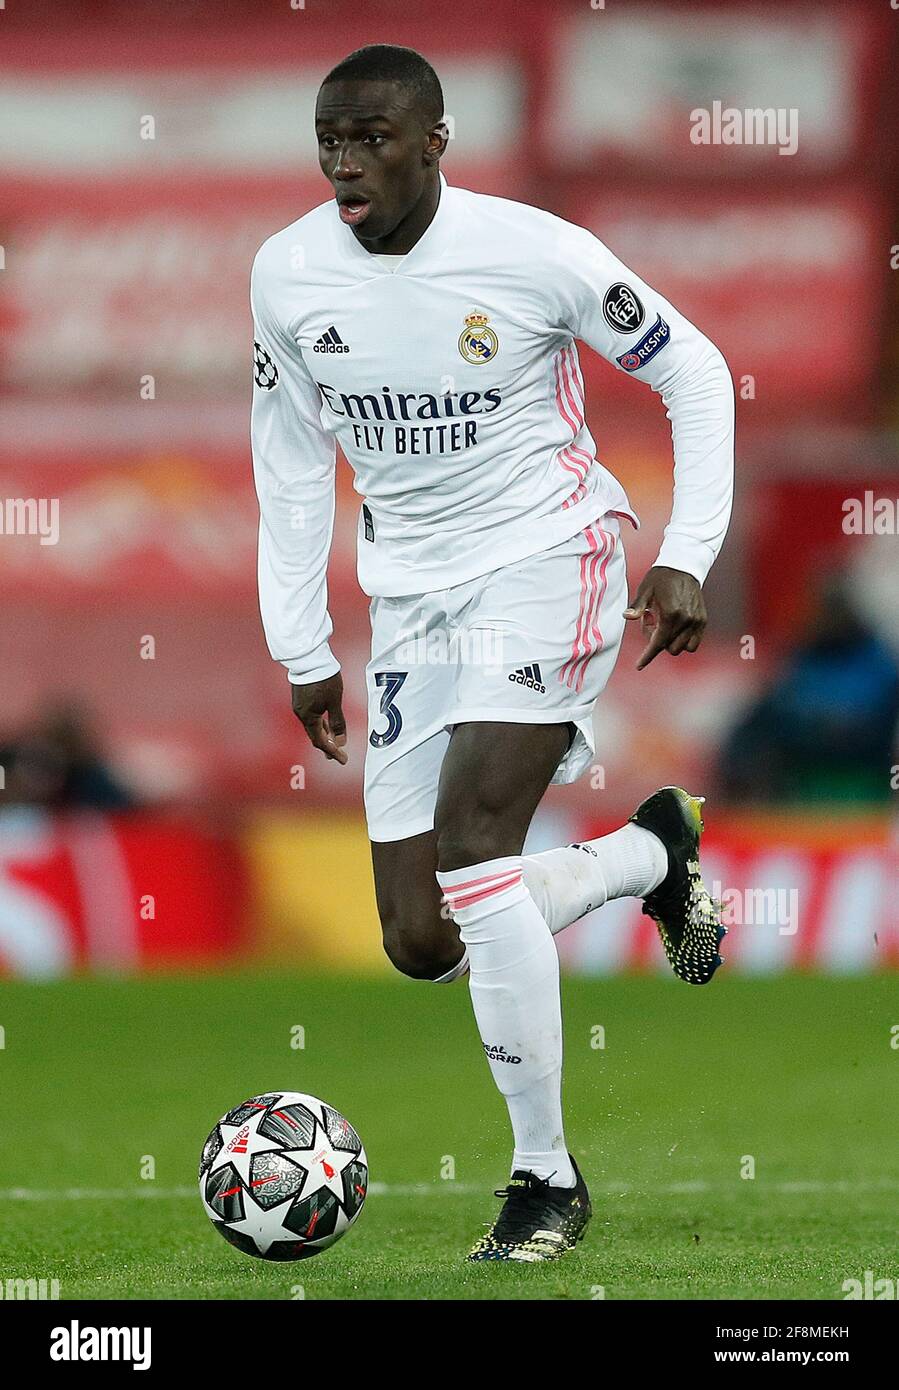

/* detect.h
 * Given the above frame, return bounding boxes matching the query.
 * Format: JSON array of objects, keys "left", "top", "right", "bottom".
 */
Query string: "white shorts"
[{"left": 363, "top": 514, "right": 627, "bottom": 842}]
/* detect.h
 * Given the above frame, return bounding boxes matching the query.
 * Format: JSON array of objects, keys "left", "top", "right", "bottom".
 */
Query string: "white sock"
[
  {"left": 522, "top": 823, "right": 668, "bottom": 937},
  {"left": 431, "top": 950, "right": 469, "bottom": 983},
  {"left": 437, "top": 856, "right": 575, "bottom": 1188},
  {"left": 433, "top": 825, "right": 668, "bottom": 982}
]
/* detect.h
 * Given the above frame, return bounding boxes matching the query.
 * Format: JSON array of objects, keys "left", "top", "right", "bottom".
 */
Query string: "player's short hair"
[{"left": 320, "top": 45, "right": 444, "bottom": 127}]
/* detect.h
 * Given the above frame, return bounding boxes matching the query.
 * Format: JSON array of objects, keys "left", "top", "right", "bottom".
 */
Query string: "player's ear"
[{"left": 425, "top": 122, "right": 449, "bottom": 162}]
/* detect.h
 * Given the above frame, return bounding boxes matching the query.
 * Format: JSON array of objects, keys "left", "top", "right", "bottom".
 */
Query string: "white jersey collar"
[{"left": 339, "top": 170, "right": 456, "bottom": 276}]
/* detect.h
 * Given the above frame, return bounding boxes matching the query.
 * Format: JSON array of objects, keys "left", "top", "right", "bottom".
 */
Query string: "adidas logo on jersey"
[
  {"left": 508, "top": 663, "right": 546, "bottom": 694},
  {"left": 313, "top": 326, "right": 349, "bottom": 354}
]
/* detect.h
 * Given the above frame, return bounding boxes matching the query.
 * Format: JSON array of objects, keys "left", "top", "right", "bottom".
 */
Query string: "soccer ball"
[{"left": 198, "top": 1091, "right": 368, "bottom": 1261}]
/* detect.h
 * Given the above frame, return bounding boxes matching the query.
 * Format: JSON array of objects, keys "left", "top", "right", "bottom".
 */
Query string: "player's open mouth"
[{"left": 338, "top": 197, "right": 372, "bottom": 226}]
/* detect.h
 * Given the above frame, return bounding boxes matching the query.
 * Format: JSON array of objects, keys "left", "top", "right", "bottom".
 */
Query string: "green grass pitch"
[{"left": 1, "top": 970, "right": 896, "bottom": 1300}]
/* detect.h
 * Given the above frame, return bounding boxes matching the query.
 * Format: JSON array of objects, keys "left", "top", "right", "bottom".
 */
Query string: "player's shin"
[
  {"left": 437, "top": 857, "right": 575, "bottom": 1188},
  {"left": 522, "top": 823, "right": 668, "bottom": 936}
]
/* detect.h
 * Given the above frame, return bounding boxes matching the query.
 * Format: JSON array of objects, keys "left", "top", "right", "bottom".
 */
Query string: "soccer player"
[{"left": 251, "top": 45, "right": 734, "bottom": 1262}]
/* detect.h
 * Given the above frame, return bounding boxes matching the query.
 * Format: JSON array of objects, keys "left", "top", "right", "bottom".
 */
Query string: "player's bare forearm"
[
  {"left": 291, "top": 672, "right": 348, "bottom": 764},
  {"left": 624, "top": 565, "right": 707, "bottom": 670}
]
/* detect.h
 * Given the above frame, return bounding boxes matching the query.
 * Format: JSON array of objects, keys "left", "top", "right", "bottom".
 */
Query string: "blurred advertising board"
[
  {"left": 0, "top": 811, "right": 249, "bottom": 978},
  {"left": 246, "top": 810, "right": 899, "bottom": 977},
  {"left": 0, "top": 809, "right": 892, "bottom": 979},
  {"left": 542, "top": 5, "right": 883, "bottom": 173},
  {"left": 557, "top": 813, "right": 899, "bottom": 976},
  {"left": 750, "top": 477, "right": 899, "bottom": 650},
  {"left": 0, "top": 449, "right": 259, "bottom": 599},
  {"left": 0, "top": 177, "right": 316, "bottom": 400},
  {"left": 560, "top": 187, "right": 886, "bottom": 419},
  {"left": 0, "top": 38, "right": 524, "bottom": 403}
]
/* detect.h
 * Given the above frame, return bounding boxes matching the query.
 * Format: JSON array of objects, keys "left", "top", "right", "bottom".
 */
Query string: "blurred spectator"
[
  {"left": 0, "top": 702, "right": 135, "bottom": 811},
  {"left": 719, "top": 575, "right": 899, "bottom": 805}
]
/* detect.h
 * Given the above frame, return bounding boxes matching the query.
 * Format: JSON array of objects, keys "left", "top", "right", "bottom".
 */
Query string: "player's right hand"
[{"left": 291, "top": 673, "right": 348, "bottom": 765}]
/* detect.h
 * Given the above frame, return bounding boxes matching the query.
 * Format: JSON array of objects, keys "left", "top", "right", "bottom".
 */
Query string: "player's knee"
[
  {"left": 380, "top": 916, "right": 461, "bottom": 981},
  {"left": 434, "top": 804, "right": 516, "bottom": 874}
]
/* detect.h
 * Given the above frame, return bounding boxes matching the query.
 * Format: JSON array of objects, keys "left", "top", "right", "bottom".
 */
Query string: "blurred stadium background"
[{"left": 1, "top": 0, "right": 897, "bottom": 982}]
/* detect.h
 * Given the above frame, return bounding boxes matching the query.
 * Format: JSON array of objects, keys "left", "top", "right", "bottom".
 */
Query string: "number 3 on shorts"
[{"left": 369, "top": 671, "right": 408, "bottom": 748}]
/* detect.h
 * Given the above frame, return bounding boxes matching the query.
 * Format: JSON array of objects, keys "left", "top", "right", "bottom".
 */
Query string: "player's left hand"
[{"left": 624, "top": 566, "right": 707, "bottom": 670}]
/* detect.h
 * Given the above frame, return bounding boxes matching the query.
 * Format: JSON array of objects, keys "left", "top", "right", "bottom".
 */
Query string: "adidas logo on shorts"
[
  {"left": 313, "top": 326, "right": 350, "bottom": 354},
  {"left": 508, "top": 663, "right": 546, "bottom": 694}
]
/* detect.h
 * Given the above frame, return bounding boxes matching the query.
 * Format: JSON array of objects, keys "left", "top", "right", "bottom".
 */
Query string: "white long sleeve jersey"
[{"left": 250, "top": 173, "right": 734, "bottom": 683}]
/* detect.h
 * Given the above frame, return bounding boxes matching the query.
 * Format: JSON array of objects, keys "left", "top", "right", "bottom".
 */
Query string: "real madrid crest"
[{"left": 458, "top": 311, "right": 499, "bottom": 365}]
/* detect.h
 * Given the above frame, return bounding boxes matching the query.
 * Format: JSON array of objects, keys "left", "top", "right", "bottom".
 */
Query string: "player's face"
[{"left": 315, "top": 79, "right": 440, "bottom": 243}]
